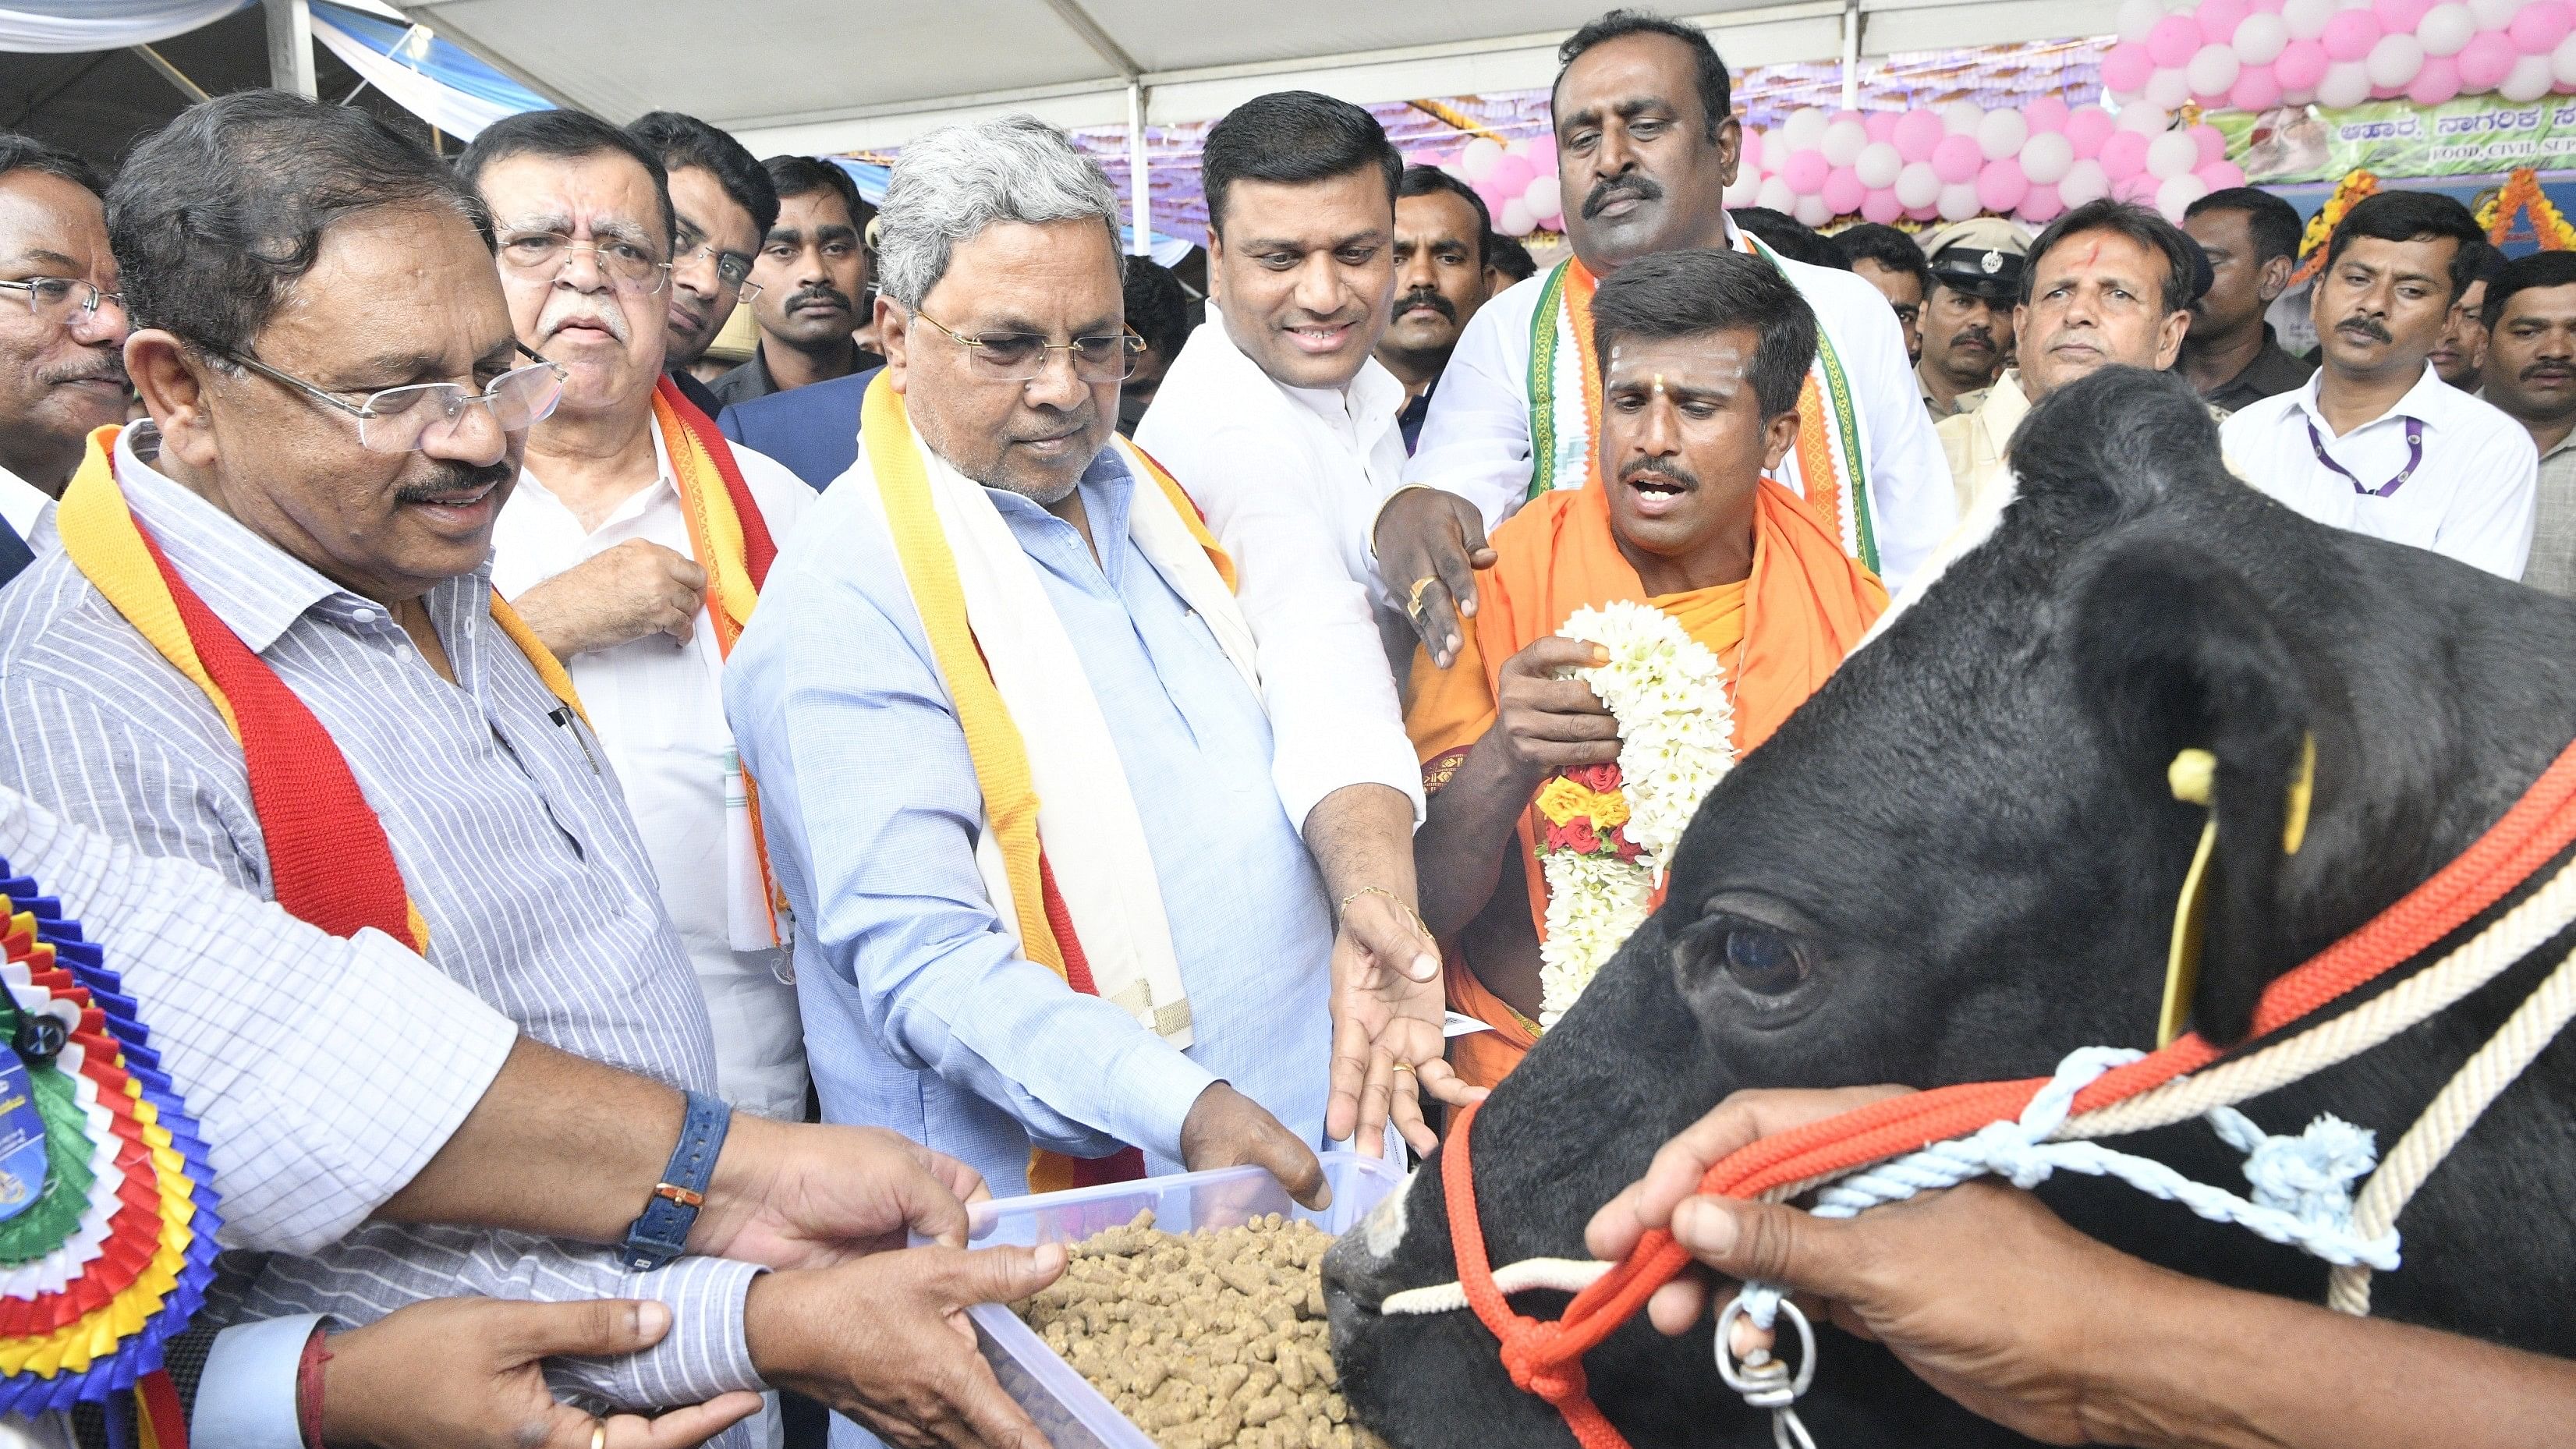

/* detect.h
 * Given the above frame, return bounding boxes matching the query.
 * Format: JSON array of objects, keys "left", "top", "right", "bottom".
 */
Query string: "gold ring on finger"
[
  {"left": 1405, "top": 575, "right": 1438, "bottom": 618},
  {"left": 1391, "top": 1060, "right": 1416, "bottom": 1074},
  {"left": 590, "top": 1420, "right": 608, "bottom": 1449}
]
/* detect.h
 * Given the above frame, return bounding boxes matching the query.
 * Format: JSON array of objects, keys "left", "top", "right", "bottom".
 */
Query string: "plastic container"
[{"left": 935, "top": 1152, "right": 1408, "bottom": 1449}]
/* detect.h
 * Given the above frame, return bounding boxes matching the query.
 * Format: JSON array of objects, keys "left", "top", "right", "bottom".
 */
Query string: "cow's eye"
[{"left": 1720, "top": 923, "right": 1806, "bottom": 996}]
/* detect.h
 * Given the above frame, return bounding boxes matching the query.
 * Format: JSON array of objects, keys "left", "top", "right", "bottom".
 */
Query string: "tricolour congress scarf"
[
  {"left": 1524, "top": 233, "right": 1881, "bottom": 572},
  {"left": 55, "top": 426, "right": 586, "bottom": 954},
  {"left": 855, "top": 374, "right": 1254, "bottom": 1193}
]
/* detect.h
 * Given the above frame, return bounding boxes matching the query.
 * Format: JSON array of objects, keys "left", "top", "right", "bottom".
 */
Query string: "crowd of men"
[{"left": 0, "top": 6, "right": 2569, "bottom": 1449}]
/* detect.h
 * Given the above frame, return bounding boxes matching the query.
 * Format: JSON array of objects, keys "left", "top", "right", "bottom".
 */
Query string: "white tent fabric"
[{"left": 0, "top": 0, "right": 249, "bottom": 53}]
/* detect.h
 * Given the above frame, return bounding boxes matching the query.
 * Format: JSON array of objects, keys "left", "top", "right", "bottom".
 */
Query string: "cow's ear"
[{"left": 2071, "top": 539, "right": 2342, "bottom": 1045}]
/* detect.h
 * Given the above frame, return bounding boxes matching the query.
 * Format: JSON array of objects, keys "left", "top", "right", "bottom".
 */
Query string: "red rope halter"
[{"left": 1439, "top": 735, "right": 2576, "bottom": 1449}]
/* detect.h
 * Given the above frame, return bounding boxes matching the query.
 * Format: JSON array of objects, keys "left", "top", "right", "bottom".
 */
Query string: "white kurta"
[
  {"left": 1402, "top": 215, "right": 1958, "bottom": 591},
  {"left": 491, "top": 428, "right": 817, "bottom": 1121},
  {"left": 0, "top": 460, "right": 57, "bottom": 554}
]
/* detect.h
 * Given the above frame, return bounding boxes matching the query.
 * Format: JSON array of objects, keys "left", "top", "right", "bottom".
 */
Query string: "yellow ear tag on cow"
[{"left": 2156, "top": 736, "right": 2316, "bottom": 1047}]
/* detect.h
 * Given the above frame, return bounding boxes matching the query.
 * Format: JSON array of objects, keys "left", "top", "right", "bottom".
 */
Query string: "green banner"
[{"left": 2221, "top": 97, "right": 2576, "bottom": 184}]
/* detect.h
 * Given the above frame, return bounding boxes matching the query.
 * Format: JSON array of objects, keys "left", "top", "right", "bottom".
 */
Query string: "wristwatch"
[{"left": 617, "top": 1089, "right": 732, "bottom": 1271}]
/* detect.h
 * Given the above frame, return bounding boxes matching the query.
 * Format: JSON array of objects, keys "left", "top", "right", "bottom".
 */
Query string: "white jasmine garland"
[{"left": 1535, "top": 601, "right": 1736, "bottom": 1026}]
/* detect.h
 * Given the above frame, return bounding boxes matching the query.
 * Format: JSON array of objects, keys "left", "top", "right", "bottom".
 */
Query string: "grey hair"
[{"left": 877, "top": 114, "right": 1123, "bottom": 310}]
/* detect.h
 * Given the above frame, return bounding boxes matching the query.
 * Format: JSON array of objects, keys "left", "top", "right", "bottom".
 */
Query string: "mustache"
[
  {"left": 2337, "top": 317, "right": 2394, "bottom": 344},
  {"left": 38, "top": 350, "right": 125, "bottom": 388},
  {"left": 537, "top": 291, "right": 630, "bottom": 343},
  {"left": 1395, "top": 287, "right": 1455, "bottom": 321},
  {"left": 2522, "top": 361, "right": 2576, "bottom": 380},
  {"left": 1616, "top": 454, "right": 1699, "bottom": 490},
  {"left": 785, "top": 284, "right": 852, "bottom": 312},
  {"left": 1952, "top": 326, "right": 1995, "bottom": 347},
  {"left": 1004, "top": 399, "right": 1100, "bottom": 445},
  {"left": 394, "top": 458, "right": 516, "bottom": 505},
  {"left": 1582, "top": 174, "right": 1663, "bottom": 220}
]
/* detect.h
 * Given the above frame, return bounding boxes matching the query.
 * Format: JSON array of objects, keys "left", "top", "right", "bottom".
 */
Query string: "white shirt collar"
[
  {"left": 515, "top": 420, "right": 679, "bottom": 534},
  {"left": 0, "top": 460, "right": 51, "bottom": 543},
  {"left": 2293, "top": 360, "right": 2463, "bottom": 438},
  {"left": 1197, "top": 310, "right": 1405, "bottom": 452}
]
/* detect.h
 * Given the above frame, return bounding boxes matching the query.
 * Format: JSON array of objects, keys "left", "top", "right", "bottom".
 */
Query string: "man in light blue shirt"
[{"left": 727, "top": 115, "right": 1456, "bottom": 1218}]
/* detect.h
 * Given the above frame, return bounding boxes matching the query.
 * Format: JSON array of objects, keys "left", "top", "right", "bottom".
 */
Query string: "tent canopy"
[{"left": 392, "top": 0, "right": 2123, "bottom": 155}]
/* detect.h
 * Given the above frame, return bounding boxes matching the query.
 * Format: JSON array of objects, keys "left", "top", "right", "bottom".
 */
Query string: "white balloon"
[
  {"left": 2156, "top": 172, "right": 2212, "bottom": 221},
  {"left": 2059, "top": 158, "right": 2113, "bottom": 206},
  {"left": 2020, "top": 129, "right": 2076, "bottom": 184},
  {"left": 2468, "top": 0, "right": 2521, "bottom": 29},
  {"left": 2503, "top": 51, "right": 2557, "bottom": 98},
  {"left": 1524, "top": 175, "right": 1564, "bottom": 221},
  {"left": 2146, "top": 66, "right": 2197, "bottom": 108},
  {"left": 2117, "top": 0, "right": 2167, "bottom": 41},
  {"left": 2282, "top": 0, "right": 2337, "bottom": 39},
  {"left": 2415, "top": 2, "right": 2475, "bottom": 55},
  {"left": 1894, "top": 160, "right": 1944, "bottom": 208},
  {"left": 2188, "top": 42, "right": 2245, "bottom": 94},
  {"left": 1937, "top": 181, "right": 1982, "bottom": 221},
  {"left": 2117, "top": 101, "right": 2174, "bottom": 133},
  {"left": 2365, "top": 32, "right": 2425, "bottom": 88},
  {"left": 2317, "top": 58, "right": 2374, "bottom": 105},
  {"left": 1942, "top": 99, "right": 1986, "bottom": 133},
  {"left": 2234, "top": 12, "right": 2291, "bottom": 63},
  {"left": 2556, "top": 30, "right": 2576, "bottom": 86},
  {"left": 1855, "top": 140, "right": 1905, "bottom": 188},
  {"left": 1822, "top": 118, "right": 1869, "bottom": 165},
  {"left": 1724, "top": 172, "right": 1763, "bottom": 207},
  {"left": 1757, "top": 175, "right": 1797, "bottom": 212},
  {"left": 2142, "top": 129, "right": 2198, "bottom": 179},
  {"left": 1498, "top": 198, "right": 1536, "bottom": 237},
  {"left": 1794, "top": 192, "right": 1835, "bottom": 228},
  {"left": 1781, "top": 105, "right": 1830, "bottom": 150},
  {"left": 1459, "top": 137, "right": 1503, "bottom": 182},
  {"left": 1978, "top": 108, "right": 2030, "bottom": 161}
]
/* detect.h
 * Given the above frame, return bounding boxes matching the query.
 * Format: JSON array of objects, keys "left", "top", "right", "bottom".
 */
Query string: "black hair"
[
  {"left": 2324, "top": 189, "right": 2488, "bottom": 301},
  {"left": 1832, "top": 221, "right": 1930, "bottom": 293},
  {"left": 2462, "top": 234, "right": 2509, "bottom": 289},
  {"left": 627, "top": 111, "right": 778, "bottom": 239},
  {"left": 458, "top": 108, "right": 673, "bottom": 244},
  {"left": 2483, "top": 250, "right": 2576, "bottom": 327},
  {"left": 1589, "top": 246, "right": 1815, "bottom": 416},
  {"left": 2021, "top": 198, "right": 2198, "bottom": 314},
  {"left": 761, "top": 154, "right": 866, "bottom": 235},
  {"left": 1201, "top": 91, "right": 1401, "bottom": 240},
  {"left": 1122, "top": 254, "right": 1192, "bottom": 361},
  {"left": 2184, "top": 186, "right": 2303, "bottom": 267},
  {"left": 1728, "top": 207, "right": 1845, "bottom": 270},
  {"left": 108, "top": 89, "right": 491, "bottom": 357},
  {"left": 0, "top": 133, "right": 103, "bottom": 197},
  {"left": 1487, "top": 233, "right": 1538, "bottom": 284},
  {"left": 1555, "top": 10, "right": 1731, "bottom": 143},
  {"left": 1398, "top": 163, "right": 1491, "bottom": 267}
]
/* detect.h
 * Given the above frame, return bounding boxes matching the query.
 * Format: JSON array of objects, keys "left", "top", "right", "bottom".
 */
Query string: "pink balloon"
[
  {"left": 1893, "top": 108, "right": 1947, "bottom": 162},
  {"left": 1484, "top": 153, "right": 1536, "bottom": 198},
  {"left": 1783, "top": 147, "right": 1830, "bottom": 192},
  {"left": 2277, "top": 36, "right": 2333, "bottom": 86},
  {"left": 2018, "top": 182, "right": 2067, "bottom": 224},
  {"left": 1976, "top": 157, "right": 2032, "bottom": 213},
  {"left": 1931, "top": 132, "right": 1985, "bottom": 183},
  {"left": 2115, "top": 172, "right": 2162, "bottom": 202},
  {"left": 1861, "top": 187, "right": 1904, "bottom": 224},
  {"left": 1822, "top": 165, "right": 1867, "bottom": 215},
  {"left": 2374, "top": 0, "right": 2433, "bottom": 34},
  {"left": 1476, "top": 179, "right": 1518, "bottom": 218},
  {"left": 2024, "top": 96, "right": 2072, "bottom": 133},
  {"left": 2323, "top": 9, "right": 2383, "bottom": 58},
  {"left": 2408, "top": 52, "right": 2464, "bottom": 100},
  {"left": 2103, "top": 39, "right": 2158, "bottom": 91},
  {"left": 2190, "top": 123, "right": 2227, "bottom": 166},
  {"left": 2514, "top": 1, "right": 2573, "bottom": 53},
  {"left": 1864, "top": 110, "right": 1902, "bottom": 142},
  {"left": 2099, "top": 128, "right": 2151, "bottom": 180},
  {"left": 2064, "top": 105, "right": 2117, "bottom": 158},
  {"left": 2149, "top": 13, "right": 2203, "bottom": 66},
  {"left": 2199, "top": 0, "right": 2253, "bottom": 44},
  {"left": 1906, "top": 201, "right": 1942, "bottom": 222},
  {"left": 2252, "top": 0, "right": 2286, "bottom": 11},
  {"left": 2457, "top": 29, "right": 2515, "bottom": 85},
  {"left": 2198, "top": 158, "right": 2249, "bottom": 189},
  {"left": 2231, "top": 63, "right": 2286, "bottom": 108}
]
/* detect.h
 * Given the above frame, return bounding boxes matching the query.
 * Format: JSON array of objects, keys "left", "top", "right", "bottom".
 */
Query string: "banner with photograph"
[{"left": 2226, "top": 97, "right": 2576, "bottom": 185}]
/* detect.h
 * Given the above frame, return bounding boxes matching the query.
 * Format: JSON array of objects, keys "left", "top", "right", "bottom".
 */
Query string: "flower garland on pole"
[
  {"left": 2480, "top": 167, "right": 2576, "bottom": 247},
  {"left": 2291, "top": 168, "right": 2381, "bottom": 284},
  {"left": 1532, "top": 602, "right": 1737, "bottom": 1026}
]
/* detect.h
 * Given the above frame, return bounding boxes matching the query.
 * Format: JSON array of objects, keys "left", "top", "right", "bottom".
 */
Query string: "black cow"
[{"left": 1323, "top": 367, "right": 2576, "bottom": 1448}]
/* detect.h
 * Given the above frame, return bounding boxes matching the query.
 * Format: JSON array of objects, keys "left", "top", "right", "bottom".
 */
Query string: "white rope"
[{"left": 1379, "top": 1256, "right": 1611, "bottom": 1316}]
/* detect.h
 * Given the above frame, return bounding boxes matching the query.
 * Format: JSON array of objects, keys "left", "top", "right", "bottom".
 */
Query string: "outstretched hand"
[
  {"left": 1376, "top": 488, "right": 1495, "bottom": 668},
  {"left": 693, "top": 1117, "right": 990, "bottom": 1270},
  {"left": 1327, "top": 887, "right": 1485, "bottom": 1157}
]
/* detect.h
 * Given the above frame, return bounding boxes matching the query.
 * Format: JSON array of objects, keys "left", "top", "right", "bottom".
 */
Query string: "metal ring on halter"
[{"left": 1714, "top": 1293, "right": 1817, "bottom": 1403}]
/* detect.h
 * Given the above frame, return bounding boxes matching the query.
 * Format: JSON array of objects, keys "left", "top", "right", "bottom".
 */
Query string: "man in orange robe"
[{"left": 1406, "top": 246, "right": 1889, "bottom": 1087}]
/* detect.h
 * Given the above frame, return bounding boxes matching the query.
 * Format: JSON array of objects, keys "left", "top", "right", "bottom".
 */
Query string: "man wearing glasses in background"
[
  {"left": 0, "top": 133, "right": 128, "bottom": 582},
  {"left": 626, "top": 112, "right": 777, "bottom": 420},
  {"left": 463, "top": 111, "right": 818, "bottom": 1131}
]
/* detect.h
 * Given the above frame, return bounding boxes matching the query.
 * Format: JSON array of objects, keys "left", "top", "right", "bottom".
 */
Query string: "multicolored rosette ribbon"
[{"left": 0, "top": 856, "right": 220, "bottom": 1444}]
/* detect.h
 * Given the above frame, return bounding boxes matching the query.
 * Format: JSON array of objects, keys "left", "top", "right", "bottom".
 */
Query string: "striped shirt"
[{"left": 0, "top": 427, "right": 763, "bottom": 1418}]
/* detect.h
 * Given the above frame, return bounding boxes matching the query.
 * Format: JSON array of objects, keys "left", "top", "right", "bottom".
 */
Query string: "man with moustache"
[
  {"left": 1938, "top": 200, "right": 2198, "bottom": 514},
  {"left": 2223, "top": 190, "right": 2535, "bottom": 578},
  {"left": 2478, "top": 251, "right": 2576, "bottom": 597},
  {"left": 1914, "top": 216, "right": 2029, "bottom": 418},
  {"left": 0, "top": 91, "right": 1062, "bottom": 1449},
  {"left": 2181, "top": 186, "right": 2316, "bottom": 409},
  {"left": 1379, "top": 9, "right": 1951, "bottom": 674},
  {"left": 0, "top": 134, "right": 128, "bottom": 580},
  {"left": 709, "top": 157, "right": 877, "bottom": 408},
  {"left": 627, "top": 112, "right": 776, "bottom": 420},
  {"left": 1376, "top": 165, "right": 1492, "bottom": 452},
  {"left": 2429, "top": 237, "right": 2506, "bottom": 393},
  {"left": 462, "top": 111, "right": 817, "bottom": 1125}
]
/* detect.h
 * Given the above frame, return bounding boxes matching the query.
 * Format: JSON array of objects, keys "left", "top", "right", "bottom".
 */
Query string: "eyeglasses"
[
  {"left": 0, "top": 277, "right": 124, "bottom": 326},
  {"left": 912, "top": 308, "right": 1144, "bottom": 382},
  {"left": 497, "top": 230, "right": 673, "bottom": 296},
  {"left": 675, "top": 236, "right": 762, "bottom": 301},
  {"left": 211, "top": 342, "right": 568, "bottom": 455}
]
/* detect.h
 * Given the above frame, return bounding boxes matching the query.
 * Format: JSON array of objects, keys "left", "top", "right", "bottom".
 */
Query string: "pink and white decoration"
[
  {"left": 1452, "top": 134, "right": 1566, "bottom": 239},
  {"left": 2102, "top": 0, "right": 2576, "bottom": 115}
]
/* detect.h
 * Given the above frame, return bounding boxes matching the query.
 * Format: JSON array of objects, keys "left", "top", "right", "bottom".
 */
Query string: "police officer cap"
[{"left": 1921, "top": 217, "right": 2032, "bottom": 300}]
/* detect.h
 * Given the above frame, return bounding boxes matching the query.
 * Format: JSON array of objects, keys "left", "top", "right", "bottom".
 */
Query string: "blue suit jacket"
[{"left": 715, "top": 365, "right": 881, "bottom": 491}]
